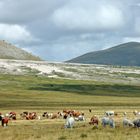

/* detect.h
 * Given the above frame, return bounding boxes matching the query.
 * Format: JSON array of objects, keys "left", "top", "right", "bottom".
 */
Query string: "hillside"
[
  {"left": 0, "top": 40, "right": 41, "bottom": 61},
  {"left": 67, "top": 42, "right": 140, "bottom": 66}
]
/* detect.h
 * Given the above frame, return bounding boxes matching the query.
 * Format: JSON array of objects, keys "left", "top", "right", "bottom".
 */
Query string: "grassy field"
[{"left": 0, "top": 74, "right": 140, "bottom": 140}]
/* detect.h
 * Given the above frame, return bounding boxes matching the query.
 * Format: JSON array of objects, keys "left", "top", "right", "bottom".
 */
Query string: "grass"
[{"left": 0, "top": 73, "right": 140, "bottom": 140}]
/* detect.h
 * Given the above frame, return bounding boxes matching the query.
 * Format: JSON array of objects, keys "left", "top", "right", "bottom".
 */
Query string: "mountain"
[
  {"left": 0, "top": 40, "right": 41, "bottom": 61},
  {"left": 67, "top": 42, "right": 140, "bottom": 66}
]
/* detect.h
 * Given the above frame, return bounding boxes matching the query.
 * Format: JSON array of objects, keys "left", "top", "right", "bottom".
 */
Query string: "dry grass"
[
  {"left": 0, "top": 109, "right": 140, "bottom": 140},
  {"left": 0, "top": 74, "right": 140, "bottom": 140}
]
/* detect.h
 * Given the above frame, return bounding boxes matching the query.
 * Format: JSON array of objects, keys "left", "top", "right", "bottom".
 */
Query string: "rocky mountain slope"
[{"left": 0, "top": 40, "right": 41, "bottom": 61}]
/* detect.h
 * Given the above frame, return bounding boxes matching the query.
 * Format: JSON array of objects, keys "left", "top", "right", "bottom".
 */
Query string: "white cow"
[
  {"left": 75, "top": 115, "right": 85, "bottom": 121},
  {"left": 105, "top": 111, "right": 114, "bottom": 116},
  {"left": 123, "top": 112, "right": 134, "bottom": 127},
  {"left": 102, "top": 116, "right": 115, "bottom": 128},
  {"left": 65, "top": 115, "right": 75, "bottom": 128}
]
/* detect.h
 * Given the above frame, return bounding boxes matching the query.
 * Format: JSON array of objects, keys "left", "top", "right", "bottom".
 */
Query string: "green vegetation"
[{"left": 0, "top": 74, "right": 140, "bottom": 109}]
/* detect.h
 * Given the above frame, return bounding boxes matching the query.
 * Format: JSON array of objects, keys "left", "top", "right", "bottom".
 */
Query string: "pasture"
[{"left": 0, "top": 74, "right": 140, "bottom": 140}]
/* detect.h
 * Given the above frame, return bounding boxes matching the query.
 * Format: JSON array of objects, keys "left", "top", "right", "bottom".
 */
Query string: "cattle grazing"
[
  {"left": 42, "top": 112, "right": 48, "bottom": 117},
  {"left": 123, "top": 112, "right": 134, "bottom": 127},
  {"left": 42, "top": 112, "right": 59, "bottom": 119},
  {"left": 89, "top": 115, "right": 99, "bottom": 127},
  {"left": 65, "top": 114, "right": 75, "bottom": 128},
  {"left": 51, "top": 112, "right": 62, "bottom": 119},
  {"left": 102, "top": 116, "right": 115, "bottom": 128},
  {"left": 9, "top": 112, "right": 16, "bottom": 120},
  {"left": 1, "top": 115, "right": 9, "bottom": 127},
  {"left": 26, "top": 112, "right": 37, "bottom": 120},
  {"left": 75, "top": 113, "right": 85, "bottom": 121},
  {"left": 133, "top": 119, "right": 140, "bottom": 128},
  {"left": 105, "top": 111, "right": 115, "bottom": 116},
  {"left": 123, "top": 118, "right": 134, "bottom": 127},
  {"left": 20, "top": 112, "right": 29, "bottom": 119}
]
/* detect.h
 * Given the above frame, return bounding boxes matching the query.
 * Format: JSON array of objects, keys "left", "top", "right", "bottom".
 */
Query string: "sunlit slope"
[{"left": 0, "top": 40, "right": 41, "bottom": 61}]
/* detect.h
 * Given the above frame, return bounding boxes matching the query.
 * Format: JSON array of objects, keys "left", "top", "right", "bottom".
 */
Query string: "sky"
[{"left": 0, "top": 0, "right": 140, "bottom": 61}]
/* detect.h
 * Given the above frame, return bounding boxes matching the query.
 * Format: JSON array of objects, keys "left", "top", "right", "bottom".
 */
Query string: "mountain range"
[{"left": 67, "top": 42, "right": 140, "bottom": 66}]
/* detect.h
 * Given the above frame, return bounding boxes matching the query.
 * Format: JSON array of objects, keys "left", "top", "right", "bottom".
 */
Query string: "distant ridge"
[
  {"left": 0, "top": 40, "right": 41, "bottom": 61},
  {"left": 67, "top": 42, "right": 140, "bottom": 66}
]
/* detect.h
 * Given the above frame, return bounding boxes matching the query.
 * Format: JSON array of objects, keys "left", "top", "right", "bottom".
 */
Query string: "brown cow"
[
  {"left": 1, "top": 116, "right": 9, "bottom": 127},
  {"left": 51, "top": 112, "right": 62, "bottom": 119},
  {"left": 89, "top": 115, "right": 99, "bottom": 127},
  {"left": 9, "top": 112, "right": 16, "bottom": 120},
  {"left": 26, "top": 112, "right": 37, "bottom": 120}
]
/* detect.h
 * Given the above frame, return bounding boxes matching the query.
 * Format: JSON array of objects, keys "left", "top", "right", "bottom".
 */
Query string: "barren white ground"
[{"left": 0, "top": 59, "right": 140, "bottom": 85}]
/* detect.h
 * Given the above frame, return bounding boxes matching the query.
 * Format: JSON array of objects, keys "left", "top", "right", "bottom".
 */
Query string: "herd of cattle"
[{"left": 0, "top": 109, "right": 140, "bottom": 128}]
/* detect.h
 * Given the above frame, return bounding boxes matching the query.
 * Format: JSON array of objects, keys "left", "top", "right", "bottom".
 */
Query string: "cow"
[
  {"left": 133, "top": 119, "right": 140, "bottom": 128},
  {"left": 9, "top": 112, "right": 16, "bottom": 120},
  {"left": 26, "top": 112, "right": 37, "bottom": 120},
  {"left": 20, "top": 112, "right": 29, "bottom": 119},
  {"left": 1, "top": 115, "right": 9, "bottom": 127},
  {"left": 123, "top": 112, "right": 134, "bottom": 127},
  {"left": 102, "top": 116, "right": 115, "bottom": 128},
  {"left": 75, "top": 113, "right": 85, "bottom": 121},
  {"left": 89, "top": 115, "right": 99, "bottom": 127},
  {"left": 51, "top": 112, "right": 63, "bottom": 119},
  {"left": 105, "top": 111, "right": 115, "bottom": 116},
  {"left": 123, "top": 118, "right": 134, "bottom": 127},
  {"left": 42, "top": 112, "right": 62, "bottom": 119},
  {"left": 63, "top": 110, "right": 84, "bottom": 120},
  {"left": 64, "top": 114, "right": 75, "bottom": 128},
  {"left": 72, "top": 110, "right": 81, "bottom": 118}
]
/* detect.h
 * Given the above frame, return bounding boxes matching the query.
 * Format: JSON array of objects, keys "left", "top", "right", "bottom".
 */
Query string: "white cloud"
[
  {"left": 52, "top": 0, "right": 124, "bottom": 32},
  {"left": 123, "top": 37, "right": 140, "bottom": 43},
  {"left": 0, "top": 24, "right": 36, "bottom": 43}
]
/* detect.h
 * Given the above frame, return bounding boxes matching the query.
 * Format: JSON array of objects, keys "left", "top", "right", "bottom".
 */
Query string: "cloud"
[
  {"left": 123, "top": 37, "right": 140, "bottom": 43},
  {"left": 0, "top": 23, "right": 36, "bottom": 43},
  {"left": 0, "top": 0, "right": 65, "bottom": 24},
  {"left": 0, "top": 0, "right": 139, "bottom": 61},
  {"left": 52, "top": 0, "right": 125, "bottom": 32}
]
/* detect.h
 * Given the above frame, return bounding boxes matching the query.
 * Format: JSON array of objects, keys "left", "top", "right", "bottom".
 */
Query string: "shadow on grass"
[{"left": 28, "top": 84, "right": 140, "bottom": 97}]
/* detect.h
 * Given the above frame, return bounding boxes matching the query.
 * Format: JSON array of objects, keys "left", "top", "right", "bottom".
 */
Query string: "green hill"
[
  {"left": 67, "top": 42, "right": 140, "bottom": 66},
  {"left": 0, "top": 40, "right": 41, "bottom": 61}
]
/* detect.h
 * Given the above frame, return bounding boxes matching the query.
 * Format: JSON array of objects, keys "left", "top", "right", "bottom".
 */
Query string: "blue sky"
[{"left": 0, "top": 0, "right": 140, "bottom": 61}]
